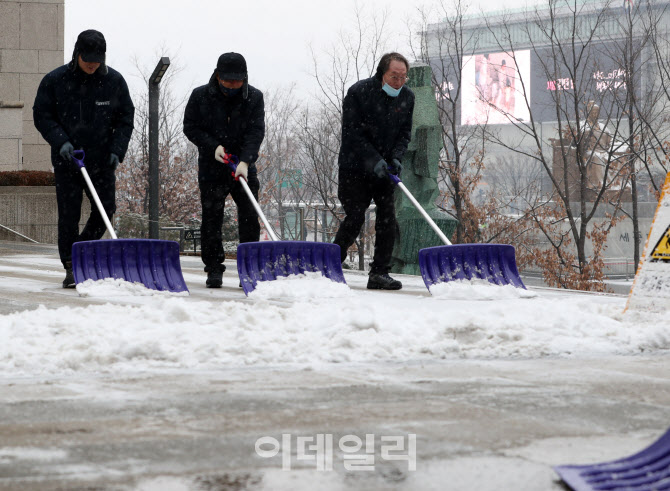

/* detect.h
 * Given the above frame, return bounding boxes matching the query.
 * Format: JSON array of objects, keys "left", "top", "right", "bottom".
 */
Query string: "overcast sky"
[{"left": 64, "top": 0, "right": 434, "bottom": 102}]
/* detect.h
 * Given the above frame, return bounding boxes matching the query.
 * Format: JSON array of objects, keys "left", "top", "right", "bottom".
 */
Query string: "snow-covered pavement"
[
  {"left": 1, "top": 241, "right": 669, "bottom": 490},
  {"left": 1, "top": 244, "right": 667, "bottom": 375}
]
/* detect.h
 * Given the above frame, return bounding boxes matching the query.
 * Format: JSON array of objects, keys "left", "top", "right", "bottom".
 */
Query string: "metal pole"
[
  {"left": 0, "top": 223, "right": 39, "bottom": 243},
  {"left": 322, "top": 209, "right": 327, "bottom": 242},
  {"left": 359, "top": 211, "right": 367, "bottom": 271},
  {"left": 148, "top": 57, "right": 170, "bottom": 239},
  {"left": 148, "top": 82, "right": 159, "bottom": 239},
  {"left": 298, "top": 205, "right": 307, "bottom": 240}
]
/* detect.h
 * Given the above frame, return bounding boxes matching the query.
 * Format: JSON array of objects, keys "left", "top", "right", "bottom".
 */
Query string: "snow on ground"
[
  {"left": 249, "top": 272, "right": 354, "bottom": 299},
  {"left": 0, "top": 447, "right": 68, "bottom": 464},
  {"left": 429, "top": 279, "right": 538, "bottom": 300},
  {"left": 76, "top": 278, "right": 190, "bottom": 297},
  {"left": 1, "top": 254, "right": 669, "bottom": 378}
]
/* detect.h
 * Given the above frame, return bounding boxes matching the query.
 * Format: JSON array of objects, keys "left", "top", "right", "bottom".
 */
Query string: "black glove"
[
  {"left": 373, "top": 159, "right": 389, "bottom": 179},
  {"left": 59, "top": 141, "right": 74, "bottom": 161},
  {"left": 109, "top": 153, "right": 120, "bottom": 170},
  {"left": 390, "top": 158, "right": 403, "bottom": 176}
]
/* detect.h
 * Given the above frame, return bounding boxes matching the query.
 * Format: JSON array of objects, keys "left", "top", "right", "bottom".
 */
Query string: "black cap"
[
  {"left": 76, "top": 30, "right": 106, "bottom": 64},
  {"left": 216, "top": 52, "right": 247, "bottom": 80}
]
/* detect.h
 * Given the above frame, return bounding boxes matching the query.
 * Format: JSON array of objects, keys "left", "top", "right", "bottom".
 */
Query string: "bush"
[{"left": 0, "top": 171, "right": 56, "bottom": 186}]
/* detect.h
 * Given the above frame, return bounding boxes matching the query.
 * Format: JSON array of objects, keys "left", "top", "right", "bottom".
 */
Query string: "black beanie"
[
  {"left": 76, "top": 30, "right": 106, "bottom": 63},
  {"left": 216, "top": 52, "right": 247, "bottom": 80}
]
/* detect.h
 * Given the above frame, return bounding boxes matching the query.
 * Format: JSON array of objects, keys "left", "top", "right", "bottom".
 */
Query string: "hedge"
[{"left": 0, "top": 171, "right": 56, "bottom": 186}]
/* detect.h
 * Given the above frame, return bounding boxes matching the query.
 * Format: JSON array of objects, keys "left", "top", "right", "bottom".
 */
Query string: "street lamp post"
[{"left": 148, "top": 57, "right": 170, "bottom": 239}]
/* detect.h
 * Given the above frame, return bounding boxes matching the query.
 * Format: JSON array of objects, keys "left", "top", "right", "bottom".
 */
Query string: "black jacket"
[
  {"left": 33, "top": 62, "right": 135, "bottom": 167},
  {"left": 183, "top": 72, "right": 265, "bottom": 181},
  {"left": 338, "top": 75, "right": 414, "bottom": 173}
]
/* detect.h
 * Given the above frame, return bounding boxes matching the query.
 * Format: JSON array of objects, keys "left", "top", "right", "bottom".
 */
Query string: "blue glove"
[
  {"left": 390, "top": 158, "right": 403, "bottom": 176},
  {"left": 109, "top": 153, "right": 120, "bottom": 170},
  {"left": 373, "top": 159, "right": 389, "bottom": 179},
  {"left": 59, "top": 141, "right": 74, "bottom": 161}
]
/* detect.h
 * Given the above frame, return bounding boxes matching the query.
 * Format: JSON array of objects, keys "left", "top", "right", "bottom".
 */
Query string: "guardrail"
[
  {"left": 0, "top": 223, "right": 38, "bottom": 243},
  {"left": 602, "top": 258, "right": 637, "bottom": 279}
]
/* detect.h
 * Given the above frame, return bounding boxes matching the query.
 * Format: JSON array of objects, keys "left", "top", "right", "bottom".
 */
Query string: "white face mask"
[{"left": 382, "top": 83, "right": 402, "bottom": 97}]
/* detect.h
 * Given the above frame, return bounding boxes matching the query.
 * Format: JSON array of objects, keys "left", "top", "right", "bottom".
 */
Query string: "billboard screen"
[
  {"left": 529, "top": 42, "right": 637, "bottom": 122},
  {"left": 431, "top": 41, "right": 638, "bottom": 125},
  {"left": 461, "top": 50, "right": 531, "bottom": 125}
]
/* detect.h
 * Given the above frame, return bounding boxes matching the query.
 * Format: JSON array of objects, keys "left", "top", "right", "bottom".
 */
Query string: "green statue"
[{"left": 390, "top": 63, "right": 458, "bottom": 275}]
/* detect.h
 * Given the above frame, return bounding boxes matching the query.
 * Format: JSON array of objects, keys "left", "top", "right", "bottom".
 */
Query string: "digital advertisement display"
[
  {"left": 528, "top": 42, "right": 638, "bottom": 122},
  {"left": 431, "top": 42, "right": 638, "bottom": 126},
  {"left": 460, "top": 50, "right": 531, "bottom": 125}
]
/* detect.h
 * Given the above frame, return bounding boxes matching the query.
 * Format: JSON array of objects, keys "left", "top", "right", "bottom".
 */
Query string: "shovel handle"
[
  {"left": 390, "top": 172, "right": 452, "bottom": 246},
  {"left": 226, "top": 157, "right": 279, "bottom": 242},
  {"left": 70, "top": 150, "right": 118, "bottom": 240}
]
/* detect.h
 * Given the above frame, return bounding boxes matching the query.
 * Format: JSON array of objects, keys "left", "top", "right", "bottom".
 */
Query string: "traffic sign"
[{"left": 184, "top": 229, "right": 201, "bottom": 241}]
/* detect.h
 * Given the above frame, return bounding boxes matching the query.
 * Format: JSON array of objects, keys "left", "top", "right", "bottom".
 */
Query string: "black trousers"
[
  {"left": 53, "top": 160, "right": 116, "bottom": 268},
  {"left": 199, "top": 172, "right": 261, "bottom": 270},
  {"left": 333, "top": 169, "right": 397, "bottom": 275}
]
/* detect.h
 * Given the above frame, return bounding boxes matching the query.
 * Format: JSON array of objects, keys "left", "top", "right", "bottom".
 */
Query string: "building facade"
[
  {"left": 423, "top": 0, "right": 670, "bottom": 176},
  {"left": 422, "top": 0, "right": 670, "bottom": 268},
  {"left": 0, "top": 0, "right": 64, "bottom": 172}
]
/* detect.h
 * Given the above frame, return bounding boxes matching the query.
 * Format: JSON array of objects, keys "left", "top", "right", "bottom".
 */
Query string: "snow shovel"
[
  {"left": 226, "top": 159, "right": 346, "bottom": 296},
  {"left": 388, "top": 172, "right": 526, "bottom": 290},
  {"left": 70, "top": 150, "right": 189, "bottom": 293}
]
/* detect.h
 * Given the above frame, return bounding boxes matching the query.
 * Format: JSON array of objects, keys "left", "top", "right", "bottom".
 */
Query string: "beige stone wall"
[
  {"left": 0, "top": 101, "right": 24, "bottom": 172},
  {"left": 0, "top": 186, "right": 93, "bottom": 244},
  {"left": 0, "top": 0, "right": 64, "bottom": 172}
]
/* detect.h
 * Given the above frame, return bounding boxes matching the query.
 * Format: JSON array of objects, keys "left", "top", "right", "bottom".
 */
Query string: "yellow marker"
[
  {"left": 650, "top": 225, "right": 670, "bottom": 262},
  {"left": 625, "top": 171, "right": 670, "bottom": 312}
]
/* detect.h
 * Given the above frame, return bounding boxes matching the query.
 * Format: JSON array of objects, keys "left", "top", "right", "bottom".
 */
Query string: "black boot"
[
  {"left": 63, "top": 261, "right": 75, "bottom": 289},
  {"left": 205, "top": 264, "right": 225, "bottom": 288},
  {"left": 367, "top": 273, "right": 402, "bottom": 290}
]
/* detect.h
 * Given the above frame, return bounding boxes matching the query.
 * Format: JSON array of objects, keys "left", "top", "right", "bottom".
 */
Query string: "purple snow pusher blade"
[
  {"left": 554, "top": 427, "right": 670, "bottom": 491},
  {"left": 237, "top": 241, "right": 346, "bottom": 296},
  {"left": 418, "top": 243, "right": 525, "bottom": 290},
  {"left": 72, "top": 238, "right": 188, "bottom": 293}
]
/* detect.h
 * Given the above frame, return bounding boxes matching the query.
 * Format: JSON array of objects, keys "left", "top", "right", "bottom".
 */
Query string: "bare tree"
[
  {"left": 116, "top": 51, "right": 200, "bottom": 236},
  {"left": 477, "top": 0, "right": 638, "bottom": 290},
  {"left": 608, "top": 0, "right": 670, "bottom": 268},
  {"left": 486, "top": 154, "right": 546, "bottom": 211},
  {"left": 647, "top": 0, "right": 670, "bottom": 186},
  {"left": 255, "top": 84, "right": 309, "bottom": 240},
  {"left": 294, "top": 106, "right": 341, "bottom": 241}
]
